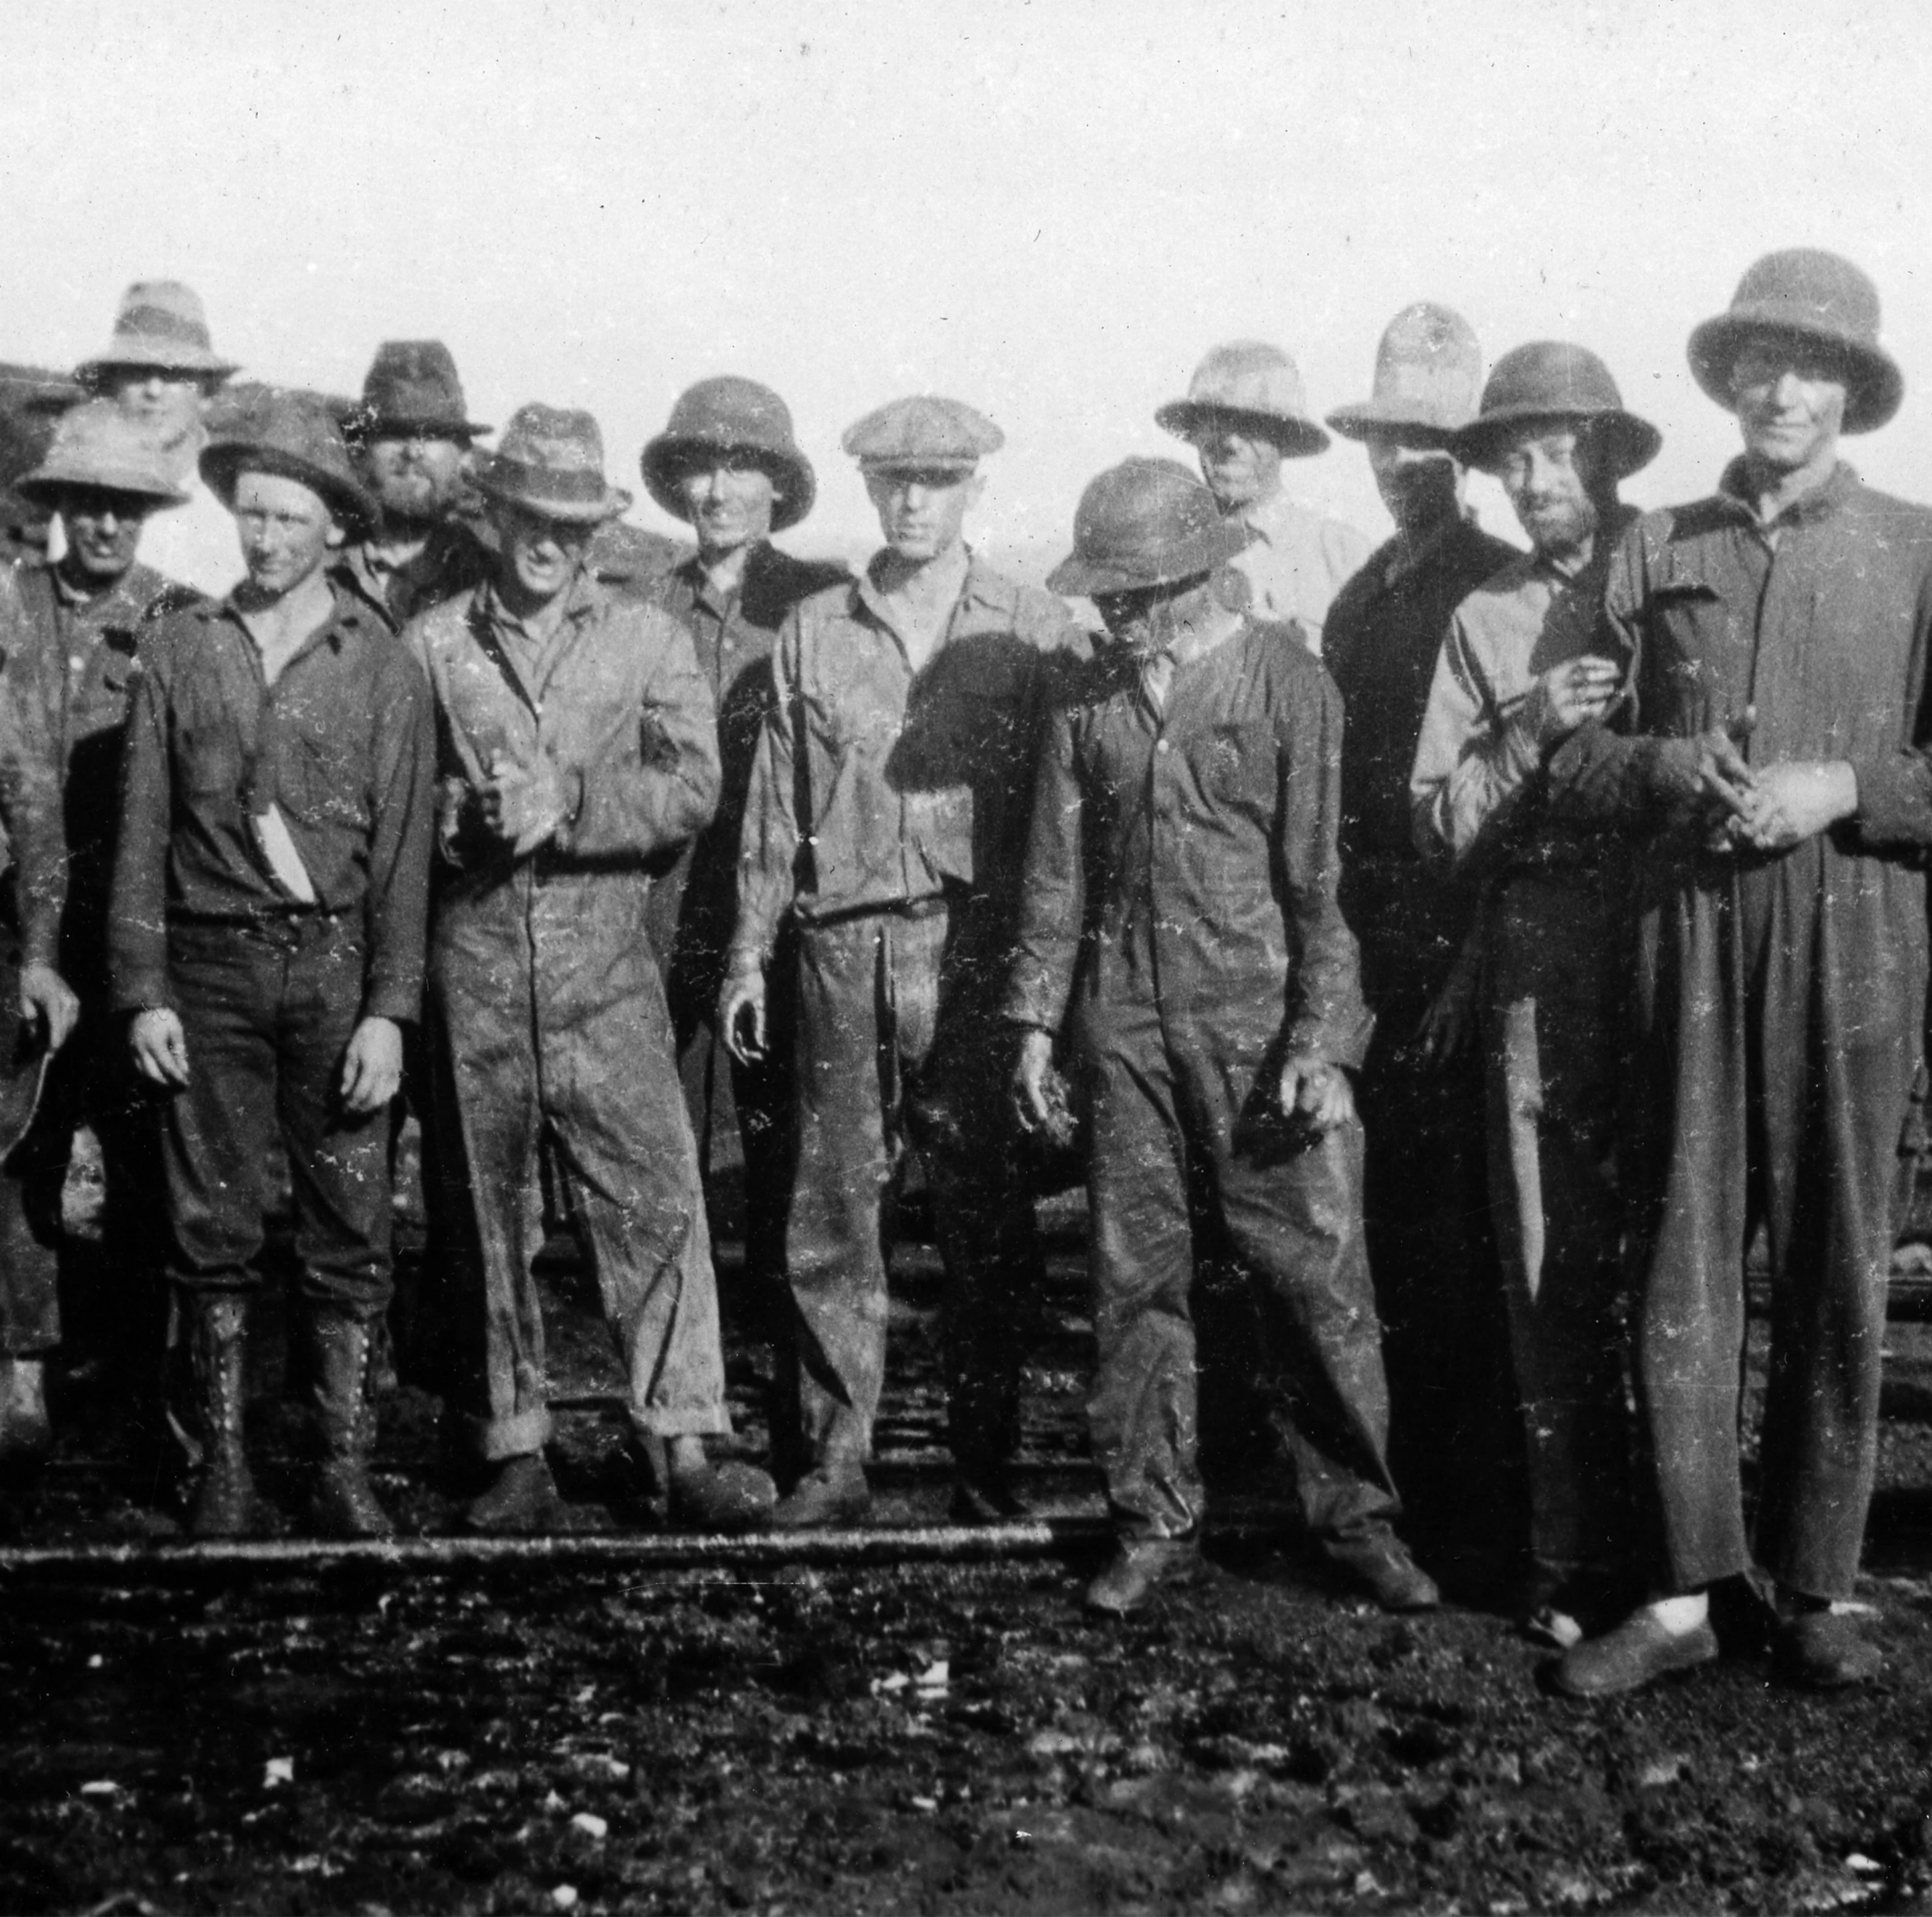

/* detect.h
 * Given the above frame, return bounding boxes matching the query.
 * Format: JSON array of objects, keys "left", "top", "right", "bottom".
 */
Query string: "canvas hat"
[
  {"left": 1448, "top": 342, "right": 1661, "bottom": 479},
  {"left": 1327, "top": 304, "right": 1486, "bottom": 443},
  {"left": 1688, "top": 248, "right": 1903, "bottom": 435},
  {"left": 346, "top": 340, "right": 489, "bottom": 442},
  {"left": 1156, "top": 342, "right": 1329, "bottom": 458},
  {"left": 1047, "top": 457, "right": 1250, "bottom": 598},
  {"left": 473, "top": 403, "right": 631, "bottom": 522},
  {"left": 75, "top": 280, "right": 237, "bottom": 387},
  {"left": 841, "top": 395, "right": 1003, "bottom": 473},
  {"left": 641, "top": 377, "right": 816, "bottom": 531},
  {"left": 201, "top": 389, "right": 377, "bottom": 538},
  {"left": 15, "top": 400, "right": 189, "bottom": 508}
]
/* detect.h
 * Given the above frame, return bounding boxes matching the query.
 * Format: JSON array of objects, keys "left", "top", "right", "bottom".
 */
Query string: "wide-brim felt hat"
[
  {"left": 1048, "top": 456, "right": 1250, "bottom": 598},
  {"left": 16, "top": 399, "right": 190, "bottom": 508},
  {"left": 474, "top": 403, "right": 630, "bottom": 523},
  {"left": 201, "top": 389, "right": 378, "bottom": 539},
  {"left": 1155, "top": 341, "right": 1329, "bottom": 458},
  {"left": 1688, "top": 248, "right": 1903, "bottom": 435},
  {"left": 75, "top": 280, "right": 238, "bottom": 386},
  {"left": 346, "top": 340, "right": 490, "bottom": 442},
  {"left": 1327, "top": 302, "right": 1486, "bottom": 443},
  {"left": 1448, "top": 340, "right": 1661, "bottom": 478},
  {"left": 641, "top": 376, "right": 815, "bottom": 532}
]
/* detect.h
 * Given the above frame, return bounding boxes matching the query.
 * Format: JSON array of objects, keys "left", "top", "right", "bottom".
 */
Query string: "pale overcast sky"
[{"left": 3, "top": 0, "right": 1929, "bottom": 573}]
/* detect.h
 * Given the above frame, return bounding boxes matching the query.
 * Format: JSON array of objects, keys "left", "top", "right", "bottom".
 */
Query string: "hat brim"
[
  {"left": 1324, "top": 402, "right": 1470, "bottom": 447},
  {"left": 474, "top": 467, "right": 632, "bottom": 524},
  {"left": 640, "top": 434, "right": 817, "bottom": 534},
  {"left": 1688, "top": 310, "right": 1904, "bottom": 435},
  {"left": 1448, "top": 406, "right": 1662, "bottom": 480},
  {"left": 76, "top": 344, "right": 239, "bottom": 387},
  {"left": 1046, "top": 520, "right": 1249, "bottom": 598},
  {"left": 17, "top": 465, "right": 189, "bottom": 510},
  {"left": 201, "top": 441, "right": 379, "bottom": 539},
  {"left": 346, "top": 409, "right": 491, "bottom": 444},
  {"left": 1155, "top": 399, "right": 1329, "bottom": 458}
]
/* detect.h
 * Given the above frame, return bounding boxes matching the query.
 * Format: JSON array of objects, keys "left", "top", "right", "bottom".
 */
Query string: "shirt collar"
[
  {"left": 478, "top": 561, "right": 599, "bottom": 641},
  {"left": 48, "top": 557, "right": 156, "bottom": 623},
  {"left": 856, "top": 542, "right": 986, "bottom": 638},
  {"left": 217, "top": 577, "right": 359, "bottom": 662},
  {"left": 1715, "top": 456, "right": 1860, "bottom": 532}
]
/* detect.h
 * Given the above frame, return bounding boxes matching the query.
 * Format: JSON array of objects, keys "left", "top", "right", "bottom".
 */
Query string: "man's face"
[
  {"left": 1189, "top": 419, "right": 1284, "bottom": 515},
  {"left": 677, "top": 455, "right": 777, "bottom": 560},
  {"left": 359, "top": 433, "right": 468, "bottom": 528},
  {"left": 1729, "top": 339, "right": 1848, "bottom": 476},
  {"left": 58, "top": 486, "right": 153, "bottom": 585},
  {"left": 492, "top": 500, "right": 594, "bottom": 607},
  {"left": 231, "top": 470, "right": 339, "bottom": 597},
  {"left": 1493, "top": 423, "right": 1602, "bottom": 559},
  {"left": 1365, "top": 433, "right": 1462, "bottom": 538},
  {"left": 99, "top": 366, "right": 208, "bottom": 437},
  {"left": 865, "top": 465, "right": 982, "bottom": 563}
]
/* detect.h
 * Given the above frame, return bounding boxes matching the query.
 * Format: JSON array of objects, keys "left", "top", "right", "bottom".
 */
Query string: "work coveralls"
[
  {"left": 1410, "top": 525, "right": 1637, "bottom": 1588},
  {"left": 732, "top": 554, "right": 1080, "bottom": 1472},
  {"left": 1323, "top": 516, "right": 1522, "bottom": 1564},
  {"left": 1549, "top": 462, "right": 1932, "bottom": 1601},
  {"left": 1005, "top": 619, "right": 1398, "bottom": 1544},
  {"left": 409, "top": 570, "right": 732, "bottom": 1461}
]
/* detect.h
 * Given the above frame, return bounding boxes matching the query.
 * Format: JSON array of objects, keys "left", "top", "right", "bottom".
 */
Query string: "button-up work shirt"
[
  {"left": 731, "top": 550, "right": 1083, "bottom": 969},
  {"left": 110, "top": 586, "right": 435, "bottom": 1021},
  {"left": 1231, "top": 490, "right": 1373, "bottom": 658},
  {"left": 330, "top": 520, "right": 492, "bottom": 635}
]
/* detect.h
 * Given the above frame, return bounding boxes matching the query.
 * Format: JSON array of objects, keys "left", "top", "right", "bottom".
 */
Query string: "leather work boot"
[
  {"left": 1775, "top": 1608, "right": 1883, "bottom": 1690},
  {"left": 632, "top": 1434, "right": 777, "bottom": 1533},
  {"left": 306, "top": 1308, "right": 395, "bottom": 1539},
  {"left": 0, "top": 1356, "right": 53, "bottom": 1476},
  {"left": 466, "top": 1451, "right": 567, "bottom": 1533},
  {"left": 1083, "top": 1535, "right": 1206, "bottom": 1617},
  {"left": 1553, "top": 1611, "right": 1719, "bottom": 1698},
  {"left": 1324, "top": 1528, "right": 1441, "bottom": 1613},
  {"left": 185, "top": 1294, "right": 262, "bottom": 1538},
  {"left": 771, "top": 1457, "right": 872, "bottom": 1530}
]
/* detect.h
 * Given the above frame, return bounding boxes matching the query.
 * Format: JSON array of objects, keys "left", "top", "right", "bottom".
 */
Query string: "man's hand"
[
  {"left": 1646, "top": 723, "right": 1759, "bottom": 823},
  {"left": 130, "top": 1007, "right": 191, "bottom": 1088},
  {"left": 1278, "top": 1055, "right": 1357, "bottom": 1133},
  {"left": 479, "top": 756, "right": 568, "bottom": 857},
  {"left": 1011, "top": 1028, "right": 1055, "bottom": 1134},
  {"left": 1527, "top": 655, "right": 1623, "bottom": 742},
  {"left": 18, "top": 963, "right": 78, "bottom": 1054},
  {"left": 339, "top": 1015, "right": 404, "bottom": 1116},
  {"left": 718, "top": 967, "right": 767, "bottom": 1064},
  {"left": 1414, "top": 969, "right": 1476, "bottom": 1066},
  {"left": 1722, "top": 759, "right": 1858, "bottom": 853}
]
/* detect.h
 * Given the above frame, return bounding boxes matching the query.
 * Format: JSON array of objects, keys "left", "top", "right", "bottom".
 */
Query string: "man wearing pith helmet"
[
  {"left": 1321, "top": 305, "right": 1521, "bottom": 1587},
  {"left": 1157, "top": 340, "right": 1371, "bottom": 656},
  {"left": 642, "top": 379, "right": 846, "bottom": 1330},
  {"left": 407, "top": 403, "right": 775, "bottom": 1537},
  {"left": 1546, "top": 251, "right": 1932, "bottom": 1696},
  {"left": 720, "top": 395, "right": 1081, "bottom": 1527},
  {"left": 1007, "top": 456, "right": 1434, "bottom": 1619}
]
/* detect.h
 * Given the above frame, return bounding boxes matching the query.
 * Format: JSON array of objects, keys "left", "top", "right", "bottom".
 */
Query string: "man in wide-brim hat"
[
  {"left": 1547, "top": 250, "right": 1932, "bottom": 1697},
  {"left": 407, "top": 403, "right": 776, "bottom": 1537}
]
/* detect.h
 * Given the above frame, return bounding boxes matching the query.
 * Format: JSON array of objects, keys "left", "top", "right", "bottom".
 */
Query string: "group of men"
[{"left": 0, "top": 245, "right": 1923, "bottom": 1701}]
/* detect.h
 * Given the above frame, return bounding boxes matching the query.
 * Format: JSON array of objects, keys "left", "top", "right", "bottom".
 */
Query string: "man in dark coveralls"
[
  {"left": 1008, "top": 457, "right": 1436, "bottom": 1617},
  {"left": 1551, "top": 251, "right": 1932, "bottom": 1695},
  {"left": 1320, "top": 304, "right": 1521, "bottom": 1585}
]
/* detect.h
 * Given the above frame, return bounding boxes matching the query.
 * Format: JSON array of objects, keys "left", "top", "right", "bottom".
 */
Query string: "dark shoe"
[
  {"left": 771, "top": 1459, "right": 872, "bottom": 1530},
  {"left": 949, "top": 1466, "right": 1030, "bottom": 1525},
  {"left": 1083, "top": 1536, "right": 1205, "bottom": 1617},
  {"left": 0, "top": 1358, "right": 52, "bottom": 1477},
  {"left": 632, "top": 1436, "right": 777, "bottom": 1533},
  {"left": 1325, "top": 1530, "right": 1440, "bottom": 1612},
  {"left": 1775, "top": 1609, "right": 1882, "bottom": 1689},
  {"left": 466, "top": 1453, "right": 566, "bottom": 1533},
  {"left": 185, "top": 1295, "right": 262, "bottom": 1538},
  {"left": 1553, "top": 1611, "right": 1719, "bottom": 1698},
  {"left": 306, "top": 1308, "right": 393, "bottom": 1540}
]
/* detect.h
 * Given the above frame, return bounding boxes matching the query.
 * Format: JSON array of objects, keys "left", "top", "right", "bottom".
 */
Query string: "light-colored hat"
[
  {"left": 75, "top": 280, "right": 237, "bottom": 387},
  {"left": 473, "top": 403, "right": 632, "bottom": 523},
  {"left": 642, "top": 377, "right": 816, "bottom": 531},
  {"left": 1047, "top": 457, "right": 1249, "bottom": 598},
  {"left": 1156, "top": 342, "right": 1329, "bottom": 458},
  {"left": 1327, "top": 304, "right": 1486, "bottom": 443},
  {"left": 15, "top": 401, "right": 189, "bottom": 508},
  {"left": 841, "top": 395, "right": 1003, "bottom": 473}
]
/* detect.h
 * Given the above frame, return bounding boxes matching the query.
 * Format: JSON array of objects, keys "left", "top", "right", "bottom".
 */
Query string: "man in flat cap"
[
  {"left": 1410, "top": 342, "right": 1658, "bottom": 1647},
  {"left": 110, "top": 393, "right": 434, "bottom": 1538},
  {"left": 409, "top": 403, "right": 775, "bottom": 1535},
  {"left": 1321, "top": 305, "right": 1522, "bottom": 1585},
  {"left": 1159, "top": 341, "right": 1371, "bottom": 657},
  {"left": 1550, "top": 251, "right": 1932, "bottom": 1695},
  {"left": 721, "top": 394, "right": 1081, "bottom": 1526},
  {"left": 1009, "top": 456, "right": 1434, "bottom": 1617},
  {"left": 642, "top": 379, "right": 846, "bottom": 1342}
]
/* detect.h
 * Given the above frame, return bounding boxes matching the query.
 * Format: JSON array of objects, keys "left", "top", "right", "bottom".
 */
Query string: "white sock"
[{"left": 1642, "top": 1592, "right": 1709, "bottom": 1635}]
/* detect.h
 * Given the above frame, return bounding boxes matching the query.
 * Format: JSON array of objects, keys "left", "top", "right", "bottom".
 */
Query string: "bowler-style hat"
[
  {"left": 1448, "top": 342, "right": 1662, "bottom": 479},
  {"left": 75, "top": 281, "right": 238, "bottom": 387},
  {"left": 1047, "top": 457, "right": 1250, "bottom": 599},
  {"left": 1688, "top": 248, "right": 1903, "bottom": 435},
  {"left": 1327, "top": 304, "right": 1486, "bottom": 443},
  {"left": 16, "top": 400, "right": 189, "bottom": 509},
  {"left": 842, "top": 395, "right": 1003, "bottom": 474},
  {"left": 201, "top": 389, "right": 377, "bottom": 538},
  {"left": 346, "top": 341, "right": 490, "bottom": 443},
  {"left": 642, "top": 377, "right": 816, "bottom": 532},
  {"left": 473, "top": 403, "right": 631, "bottom": 523},
  {"left": 1156, "top": 342, "right": 1329, "bottom": 458}
]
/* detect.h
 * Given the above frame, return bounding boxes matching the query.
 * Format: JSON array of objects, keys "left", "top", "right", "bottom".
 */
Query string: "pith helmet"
[
  {"left": 1688, "top": 248, "right": 1903, "bottom": 435},
  {"left": 1448, "top": 342, "right": 1662, "bottom": 479},
  {"left": 842, "top": 395, "right": 1003, "bottom": 474},
  {"left": 347, "top": 340, "right": 489, "bottom": 442},
  {"left": 1327, "top": 304, "right": 1486, "bottom": 443},
  {"left": 474, "top": 403, "right": 632, "bottom": 523},
  {"left": 1155, "top": 342, "right": 1329, "bottom": 458},
  {"left": 202, "top": 389, "right": 377, "bottom": 538},
  {"left": 641, "top": 377, "right": 817, "bottom": 532},
  {"left": 76, "top": 280, "right": 237, "bottom": 387},
  {"left": 1047, "top": 457, "right": 1250, "bottom": 598},
  {"left": 16, "top": 400, "right": 189, "bottom": 508}
]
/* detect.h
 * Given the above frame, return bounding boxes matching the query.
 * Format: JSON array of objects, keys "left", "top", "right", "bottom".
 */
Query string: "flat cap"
[{"left": 841, "top": 395, "right": 1003, "bottom": 471}]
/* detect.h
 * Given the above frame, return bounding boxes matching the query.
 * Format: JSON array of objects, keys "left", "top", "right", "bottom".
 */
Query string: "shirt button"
[
  {"left": 1155, "top": 738, "right": 1171, "bottom": 755},
  {"left": 68, "top": 655, "right": 85, "bottom": 674}
]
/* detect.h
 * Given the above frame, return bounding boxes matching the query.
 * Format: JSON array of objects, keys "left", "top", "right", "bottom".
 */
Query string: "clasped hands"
[
  {"left": 478, "top": 752, "right": 569, "bottom": 858},
  {"left": 1658, "top": 722, "right": 1857, "bottom": 853}
]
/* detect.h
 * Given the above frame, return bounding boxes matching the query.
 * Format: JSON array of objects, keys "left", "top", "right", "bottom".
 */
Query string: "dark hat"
[
  {"left": 1448, "top": 342, "right": 1661, "bottom": 478},
  {"left": 1047, "top": 456, "right": 1250, "bottom": 598},
  {"left": 1688, "top": 248, "right": 1903, "bottom": 435},
  {"left": 641, "top": 377, "right": 816, "bottom": 532},
  {"left": 1327, "top": 304, "right": 1486, "bottom": 443},
  {"left": 201, "top": 389, "right": 377, "bottom": 538},
  {"left": 1156, "top": 342, "right": 1329, "bottom": 458},
  {"left": 347, "top": 340, "right": 489, "bottom": 442},
  {"left": 841, "top": 395, "right": 1003, "bottom": 473},
  {"left": 16, "top": 399, "right": 189, "bottom": 508},
  {"left": 473, "top": 403, "right": 631, "bottom": 523},
  {"left": 76, "top": 280, "right": 237, "bottom": 387}
]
